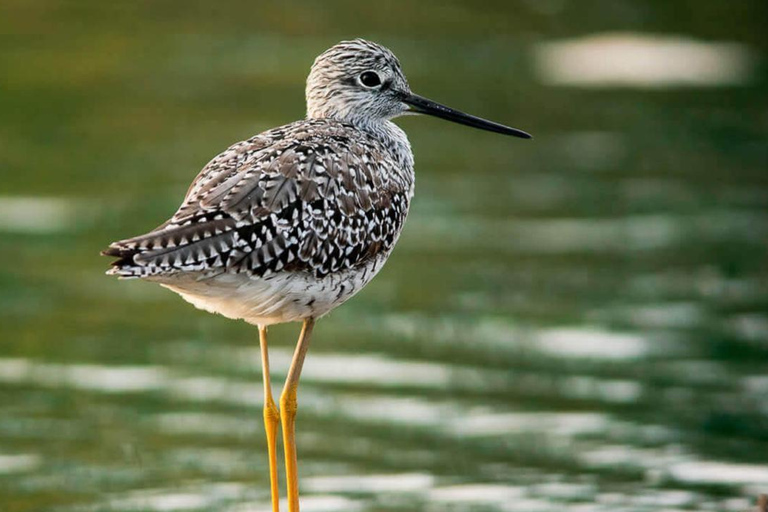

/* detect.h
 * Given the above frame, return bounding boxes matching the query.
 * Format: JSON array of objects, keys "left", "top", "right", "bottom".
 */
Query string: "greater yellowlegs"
[{"left": 103, "top": 38, "right": 530, "bottom": 511}]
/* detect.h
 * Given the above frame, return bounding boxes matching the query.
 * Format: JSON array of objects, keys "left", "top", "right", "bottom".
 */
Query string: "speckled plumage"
[
  {"left": 104, "top": 38, "right": 529, "bottom": 327},
  {"left": 104, "top": 40, "right": 415, "bottom": 325}
]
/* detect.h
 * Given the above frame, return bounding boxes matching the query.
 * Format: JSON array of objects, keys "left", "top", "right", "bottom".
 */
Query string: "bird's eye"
[{"left": 359, "top": 71, "right": 382, "bottom": 88}]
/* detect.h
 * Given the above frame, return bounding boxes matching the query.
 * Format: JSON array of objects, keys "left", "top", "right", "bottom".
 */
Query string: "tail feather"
[
  {"left": 102, "top": 216, "right": 237, "bottom": 278},
  {"left": 102, "top": 236, "right": 165, "bottom": 278}
]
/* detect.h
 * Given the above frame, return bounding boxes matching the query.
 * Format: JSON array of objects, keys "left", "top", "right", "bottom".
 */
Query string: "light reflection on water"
[
  {"left": 4, "top": 301, "right": 768, "bottom": 510},
  {"left": 534, "top": 33, "right": 755, "bottom": 87},
  {"left": 0, "top": 197, "right": 82, "bottom": 234},
  {"left": 2, "top": 305, "right": 767, "bottom": 511}
]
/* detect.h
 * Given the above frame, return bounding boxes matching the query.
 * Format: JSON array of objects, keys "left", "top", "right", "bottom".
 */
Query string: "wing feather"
[{"left": 103, "top": 120, "right": 412, "bottom": 279}]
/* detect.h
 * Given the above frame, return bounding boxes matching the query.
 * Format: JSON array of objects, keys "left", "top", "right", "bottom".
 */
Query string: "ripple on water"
[
  {"left": 535, "top": 328, "right": 649, "bottom": 360},
  {"left": 428, "top": 484, "right": 526, "bottom": 505},
  {"left": 0, "top": 358, "right": 169, "bottom": 393},
  {"left": 368, "top": 312, "right": 664, "bottom": 364},
  {"left": 152, "top": 412, "right": 258, "bottom": 437},
  {"left": 302, "top": 472, "right": 434, "bottom": 494},
  {"left": 668, "top": 461, "right": 768, "bottom": 485},
  {"left": 97, "top": 482, "right": 256, "bottom": 512},
  {"left": 0, "top": 453, "right": 42, "bottom": 474},
  {"left": 449, "top": 411, "right": 609, "bottom": 438}
]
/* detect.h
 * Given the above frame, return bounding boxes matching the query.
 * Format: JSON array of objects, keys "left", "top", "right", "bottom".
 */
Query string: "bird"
[{"left": 102, "top": 38, "right": 530, "bottom": 512}]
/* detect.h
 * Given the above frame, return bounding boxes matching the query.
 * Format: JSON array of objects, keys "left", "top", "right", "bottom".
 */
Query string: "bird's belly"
[{"left": 154, "top": 253, "right": 389, "bottom": 326}]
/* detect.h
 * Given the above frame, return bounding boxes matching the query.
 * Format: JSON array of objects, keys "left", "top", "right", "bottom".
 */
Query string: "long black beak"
[{"left": 401, "top": 92, "right": 532, "bottom": 139}]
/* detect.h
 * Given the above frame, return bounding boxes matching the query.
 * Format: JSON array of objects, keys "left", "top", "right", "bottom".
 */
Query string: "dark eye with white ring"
[{"left": 359, "top": 71, "right": 382, "bottom": 88}]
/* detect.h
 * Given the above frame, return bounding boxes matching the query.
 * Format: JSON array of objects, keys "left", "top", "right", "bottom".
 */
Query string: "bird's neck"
[
  {"left": 361, "top": 119, "right": 414, "bottom": 172},
  {"left": 310, "top": 112, "right": 414, "bottom": 172}
]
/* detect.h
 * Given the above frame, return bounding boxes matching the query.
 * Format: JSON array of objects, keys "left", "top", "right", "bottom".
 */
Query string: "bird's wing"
[{"left": 103, "top": 122, "right": 411, "bottom": 279}]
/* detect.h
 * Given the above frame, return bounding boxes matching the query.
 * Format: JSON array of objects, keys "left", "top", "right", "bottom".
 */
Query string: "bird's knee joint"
[
  {"left": 280, "top": 394, "right": 298, "bottom": 416},
  {"left": 263, "top": 402, "right": 280, "bottom": 422}
]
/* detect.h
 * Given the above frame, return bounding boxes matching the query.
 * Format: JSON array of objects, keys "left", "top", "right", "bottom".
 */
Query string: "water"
[{"left": 2, "top": 2, "right": 767, "bottom": 511}]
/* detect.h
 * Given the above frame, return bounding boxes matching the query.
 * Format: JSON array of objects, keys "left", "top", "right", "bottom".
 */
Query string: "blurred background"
[{"left": 1, "top": 1, "right": 767, "bottom": 511}]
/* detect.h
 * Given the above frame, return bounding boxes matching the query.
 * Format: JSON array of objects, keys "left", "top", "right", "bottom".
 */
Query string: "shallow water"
[{"left": 2, "top": 2, "right": 767, "bottom": 511}]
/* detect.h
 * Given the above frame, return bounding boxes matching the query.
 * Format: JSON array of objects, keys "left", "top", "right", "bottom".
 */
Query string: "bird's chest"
[{"left": 295, "top": 246, "right": 394, "bottom": 314}]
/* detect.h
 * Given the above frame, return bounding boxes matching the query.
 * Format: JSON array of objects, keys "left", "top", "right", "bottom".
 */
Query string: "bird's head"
[
  {"left": 306, "top": 39, "right": 410, "bottom": 124},
  {"left": 306, "top": 38, "right": 532, "bottom": 139}
]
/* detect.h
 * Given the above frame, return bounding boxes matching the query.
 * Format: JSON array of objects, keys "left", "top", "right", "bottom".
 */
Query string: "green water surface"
[{"left": 1, "top": 2, "right": 767, "bottom": 511}]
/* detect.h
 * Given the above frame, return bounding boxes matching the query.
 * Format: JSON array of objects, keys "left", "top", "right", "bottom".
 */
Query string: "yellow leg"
[
  {"left": 280, "top": 318, "right": 316, "bottom": 512},
  {"left": 259, "top": 325, "right": 281, "bottom": 512}
]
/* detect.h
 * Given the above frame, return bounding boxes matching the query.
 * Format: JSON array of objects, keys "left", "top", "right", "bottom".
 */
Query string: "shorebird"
[{"left": 103, "top": 39, "right": 530, "bottom": 511}]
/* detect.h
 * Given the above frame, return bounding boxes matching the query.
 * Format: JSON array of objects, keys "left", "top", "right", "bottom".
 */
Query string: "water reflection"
[
  {"left": 535, "top": 33, "right": 754, "bottom": 87},
  {"left": 669, "top": 461, "right": 768, "bottom": 485},
  {"left": 0, "top": 454, "right": 42, "bottom": 475},
  {"left": 0, "top": 196, "right": 81, "bottom": 234},
  {"left": 3, "top": 269, "right": 766, "bottom": 512},
  {"left": 2, "top": 300, "right": 766, "bottom": 511}
]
